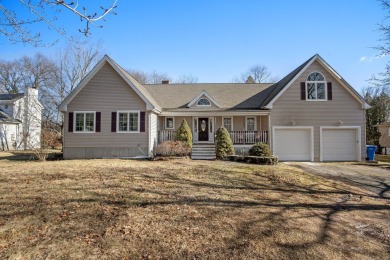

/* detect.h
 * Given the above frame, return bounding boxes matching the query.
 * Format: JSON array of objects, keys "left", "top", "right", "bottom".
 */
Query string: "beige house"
[
  {"left": 375, "top": 123, "right": 390, "bottom": 153},
  {"left": 59, "top": 54, "right": 369, "bottom": 161}
]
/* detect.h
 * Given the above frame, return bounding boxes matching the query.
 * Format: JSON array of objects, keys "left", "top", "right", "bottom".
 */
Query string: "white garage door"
[
  {"left": 322, "top": 128, "right": 358, "bottom": 161},
  {"left": 273, "top": 128, "right": 312, "bottom": 161}
]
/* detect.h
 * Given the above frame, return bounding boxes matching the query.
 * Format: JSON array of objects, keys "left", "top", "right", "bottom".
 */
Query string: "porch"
[{"left": 158, "top": 130, "right": 269, "bottom": 145}]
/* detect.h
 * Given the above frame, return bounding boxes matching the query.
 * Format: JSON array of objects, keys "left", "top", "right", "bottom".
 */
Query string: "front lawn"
[
  {"left": 0, "top": 157, "right": 389, "bottom": 259},
  {"left": 376, "top": 154, "right": 390, "bottom": 163}
]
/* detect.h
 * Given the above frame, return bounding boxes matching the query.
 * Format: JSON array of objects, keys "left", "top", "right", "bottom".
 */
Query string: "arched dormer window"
[
  {"left": 197, "top": 98, "right": 211, "bottom": 106},
  {"left": 306, "top": 72, "right": 326, "bottom": 100}
]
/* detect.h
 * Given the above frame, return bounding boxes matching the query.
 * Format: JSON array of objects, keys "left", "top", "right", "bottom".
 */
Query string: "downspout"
[{"left": 268, "top": 112, "right": 272, "bottom": 152}]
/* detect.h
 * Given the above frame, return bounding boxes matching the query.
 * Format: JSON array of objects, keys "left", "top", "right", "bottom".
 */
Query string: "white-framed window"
[
  {"left": 306, "top": 72, "right": 327, "bottom": 100},
  {"left": 117, "top": 111, "right": 140, "bottom": 133},
  {"left": 194, "top": 117, "right": 198, "bottom": 133},
  {"left": 223, "top": 117, "right": 233, "bottom": 132},
  {"left": 165, "top": 117, "right": 174, "bottom": 129},
  {"left": 74, "top": 111, "right": 95, "bottom": 132},
  {"left": 197, "top": 98, "right": 211, "bottom": 106},
  {"left": 246, "top": 116, "right": 256, "bottom": 131}
]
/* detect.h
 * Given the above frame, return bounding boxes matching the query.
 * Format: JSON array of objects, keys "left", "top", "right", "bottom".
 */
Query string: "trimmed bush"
[
  {"left": 249, "top": 142, "right": 271, "bottom": 157},
  {"left": 215, "top": 127, "right": 234, "bottom": 159},
  {"left": 155, "top": 141, "right": 191, "bottom": 157},
  {"left": 175, "top": 119, "right": 192, "bottom": 148}
]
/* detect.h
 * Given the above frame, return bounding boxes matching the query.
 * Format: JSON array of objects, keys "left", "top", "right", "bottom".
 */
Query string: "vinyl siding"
[
  {"left": 173, "top": 116, "right": 192, "bottom": 130},
  {"left": 270, "top": 60, "right": 366, "bottom": 161},
  {"left": 233, "top": 116, "right": 246, "bottom": 131},
  {"left": 260, "top": 116, "right": 269, "bottom": 131},
  {"left": 64, "top": 63, "right": 148, "bottom": 151},
  {"left": 378, "top": 126, "right": 390, "bottom": 147},
  {"left": 149, "top": 112, "right": 158, "bottom": 155}
]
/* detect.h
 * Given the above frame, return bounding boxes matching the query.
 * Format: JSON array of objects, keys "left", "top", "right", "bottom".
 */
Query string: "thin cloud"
[{"left": 359, "top": 54, "right": 387, "bottom": 63}]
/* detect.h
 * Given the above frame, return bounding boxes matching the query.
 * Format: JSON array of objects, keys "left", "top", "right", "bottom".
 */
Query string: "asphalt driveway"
[{"left": 287, "top": 162, "right": 390, "bottom": 199}]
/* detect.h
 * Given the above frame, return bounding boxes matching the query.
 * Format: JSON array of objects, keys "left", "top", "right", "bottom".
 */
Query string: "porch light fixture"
[
  {"left": 290, "top": 120, "right": 296, "bottom": 126},
  {"left": 338, "top": 120, "right": 343, "bottom": 126}
]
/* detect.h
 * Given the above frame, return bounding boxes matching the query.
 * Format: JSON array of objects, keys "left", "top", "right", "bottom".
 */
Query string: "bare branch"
[{"left": 0, "top": 1, "right": 117, "bottom": 46}]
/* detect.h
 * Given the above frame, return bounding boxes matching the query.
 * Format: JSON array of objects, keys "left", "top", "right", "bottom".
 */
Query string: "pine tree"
[
  {"left": 175, "top": 119, "right": 192, "bottom": 148},
  {"left": 215, "top": 127, "right": 234, "bottom": 159}
]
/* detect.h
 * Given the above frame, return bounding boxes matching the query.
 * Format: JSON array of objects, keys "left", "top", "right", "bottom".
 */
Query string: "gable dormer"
[{"left": 187, "top": 90, "right": 221, "bottom": 108}]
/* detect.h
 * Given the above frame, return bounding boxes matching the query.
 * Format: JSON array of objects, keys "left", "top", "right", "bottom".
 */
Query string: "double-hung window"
[
  {"left": 246, "top": 117, "right": 256, "bottom": 131},
  {"left": 118, "top": 111, "right": 140, "bottom": 132},
  {"left": 165, "top": 117, "right": 174, "bottom": 129},
  {"left": 223, "top": 117, "right": 232, "bottom": 132},
  {"left": 75, "top": 112, "right": 95, "bottom": 132}
]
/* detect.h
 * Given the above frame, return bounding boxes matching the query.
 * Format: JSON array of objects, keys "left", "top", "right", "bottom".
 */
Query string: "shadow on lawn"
[
  {"left": 0, "top": 151, "right": 63, "bottom": 161},
  {"left": 1, "top": 163, "right": 389, "bottom": 258},
  {"left": 59, "top": 168, "right": 390, "bottom": 254}
]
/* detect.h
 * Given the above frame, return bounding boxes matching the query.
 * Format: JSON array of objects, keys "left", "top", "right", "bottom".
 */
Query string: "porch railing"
[
  {"left": 229, "top": 131, "right": 268, "bottom": 145},
  {"left": 159, "top": 130, "right": 176, "bottom": 143},
  {"left": 158, "top": 130, "right": 268, "bottom": 145}
]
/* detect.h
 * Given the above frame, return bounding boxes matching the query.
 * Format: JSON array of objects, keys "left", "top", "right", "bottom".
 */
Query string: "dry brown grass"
[{"left": 0, "top": 156, "right": 389, "bottom": 259}]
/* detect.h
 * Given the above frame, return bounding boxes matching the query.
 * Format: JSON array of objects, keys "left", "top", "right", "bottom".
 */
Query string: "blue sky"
[{"left": 0, "top": 0, "right": 388, "bottom": 93}]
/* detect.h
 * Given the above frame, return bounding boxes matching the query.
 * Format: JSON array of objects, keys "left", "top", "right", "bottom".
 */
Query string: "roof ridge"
[
  {"left": 144, "top": 82, "right": 273, "bottom": 85},
  {"left": 259, "top": 55, "right": 317, "bottom": 107}
]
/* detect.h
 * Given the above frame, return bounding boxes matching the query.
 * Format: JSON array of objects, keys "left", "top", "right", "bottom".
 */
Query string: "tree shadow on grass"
[{"left": 1, "top": 164, "right": 389, "bottom": 258}]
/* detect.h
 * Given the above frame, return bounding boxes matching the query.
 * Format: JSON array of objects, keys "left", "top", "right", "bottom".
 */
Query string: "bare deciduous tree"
[
  {"left": 0, "top": 53, "right": 56, "bottom": 94},
  {"left": 39, "top": 39, "right": 103, "bottom": 137},
  {"left": 175, "top": 74, "right": 199, "bottom": 84},
  {"left": 234, "top": 64, "right": 277, "bottom": 83},
  {"left": 149, "top": 70, "right": 171, "bottom": 84},
  {"left": 127, "top": 69, "right": 200, "bottom": 84},
  {"left": 371, "top": 0, "right": 390, "bottom": 86},
  {"left": 0, "top": 0, "right": 117, "bottom": 46},
  {"left": 126, "top": 69, "right": 172, "bottom": 84},
  {"left": 126, "top": 69, "right": 149, "bottom": 84},
  {"left": 0, "top": 60, "right": 23, "bottom": 93}
]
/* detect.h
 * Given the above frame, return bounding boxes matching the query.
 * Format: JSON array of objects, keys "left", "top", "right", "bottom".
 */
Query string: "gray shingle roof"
[
  {"left": 0, "top": 93, "right": 24, "bottom": 101},
  {"left": 142, "top": 56, "right": 318, "bottom": 111},
  {"left": 258, "top": 55, "right": 315, "bottom": 107},
  {"left": 143, "top": 83, "right": 273, "bottom": 111}
]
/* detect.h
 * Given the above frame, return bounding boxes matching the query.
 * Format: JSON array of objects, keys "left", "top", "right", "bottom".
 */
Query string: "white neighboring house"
[{"left": 0, "top": 87, "right": 43, "bottom": 151}]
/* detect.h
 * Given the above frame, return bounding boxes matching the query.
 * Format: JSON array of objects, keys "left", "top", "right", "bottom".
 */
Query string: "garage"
[
  {"left": 321, "top": 127, "right": 359, "bottom": 161},
  {"left": 273, "top": 127, "right": 313, "bottom": 161}
]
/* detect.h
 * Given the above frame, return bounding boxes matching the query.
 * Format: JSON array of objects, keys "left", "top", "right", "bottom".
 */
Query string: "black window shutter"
[
  {"left": 300, "top": 82, "right": 306, "bottom": 100},
  {"left": 327, "top": 82, "right": 333, "bottom": 100},
  {"left": 68, "top": 112, "right": 74, "bottom": 132},
  {"left": 140, "top": 112, "right": 146, "bottom": 132},
  {"left": 96, "top": 112, "right": 101, "bottom": 132},
  {"left": 111, "top": 112, "right": 117, "bottom": 132}
]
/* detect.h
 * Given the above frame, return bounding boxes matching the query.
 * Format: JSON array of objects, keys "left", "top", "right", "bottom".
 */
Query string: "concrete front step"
[{"left": 191, "top": 144, "right": 216, "bottom": 160}]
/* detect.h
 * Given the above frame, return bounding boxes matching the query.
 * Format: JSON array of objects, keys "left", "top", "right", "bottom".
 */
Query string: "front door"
[{"left": 198, "top": 118, "right": 209, "bottom": 141}]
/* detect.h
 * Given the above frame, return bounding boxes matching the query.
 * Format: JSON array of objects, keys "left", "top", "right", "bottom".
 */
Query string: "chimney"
[
  {"left": 162, "top": 80, "right": 170, "bottom": 84},
  {"left": 25, "top": 86, "right": 38, "bottom": 99}
]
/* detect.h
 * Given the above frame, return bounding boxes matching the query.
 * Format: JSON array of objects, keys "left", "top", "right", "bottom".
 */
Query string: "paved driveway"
[{"left": 287, "top": 162, "right": 390, "bottom": 199}]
